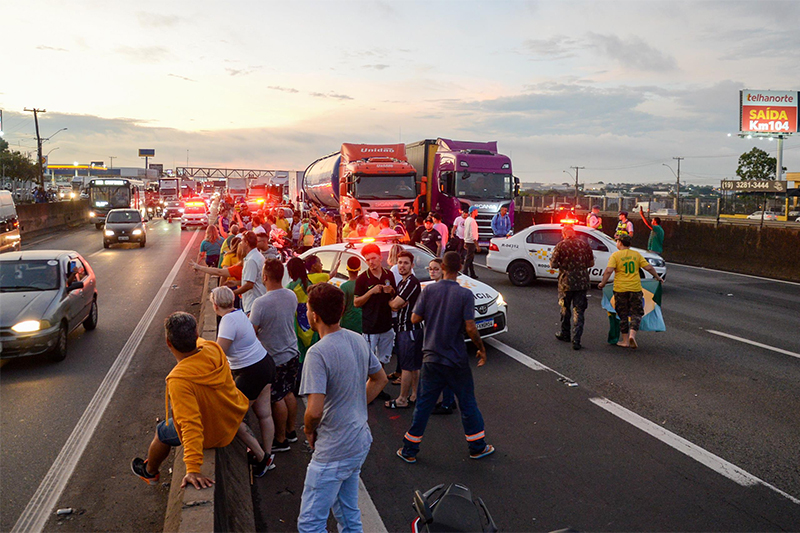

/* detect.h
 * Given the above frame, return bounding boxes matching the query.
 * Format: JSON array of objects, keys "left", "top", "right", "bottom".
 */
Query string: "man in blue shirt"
[
  {"left": 491, "top": 205, "right": 513, "bottom": 237},
  {"left": 397, "top": 252, "right": 495, "bottom": 463}
]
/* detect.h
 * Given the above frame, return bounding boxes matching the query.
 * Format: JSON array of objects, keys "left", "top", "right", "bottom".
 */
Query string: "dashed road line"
[
  {"left": 706, "top": 329, "right": 800, "bottom": 360},
  {"left": 486, "top": 337, "right": 800, "bottom": 505},
  {"left": 11, "top": 231, "right": 199, "bottom": 533}
]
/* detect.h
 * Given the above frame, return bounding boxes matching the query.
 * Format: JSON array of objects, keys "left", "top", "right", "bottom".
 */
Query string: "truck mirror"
[
  {"left": 461, "top": 170, "right": 471, "bottom": 180},
  {"left": 514, "top": 185, "right": 520, "bottom": 197}
]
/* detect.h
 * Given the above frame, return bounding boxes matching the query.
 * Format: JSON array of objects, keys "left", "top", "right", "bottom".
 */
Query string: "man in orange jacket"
[{"left": 131, "top": 312, "right": 249, "bottom": 489}]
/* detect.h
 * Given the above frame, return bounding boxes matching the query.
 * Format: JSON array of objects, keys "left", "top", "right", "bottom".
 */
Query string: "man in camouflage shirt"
[{"left": 549, "top": 225, "right": 595, "bottom": 350}]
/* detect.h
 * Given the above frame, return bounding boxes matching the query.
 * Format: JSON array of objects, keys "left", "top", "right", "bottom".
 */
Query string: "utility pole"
[
  {"left": 24, "top": 107, "right": 46, "bottom": 188},
  {"left": 109, "top": 156, "right": 116, "bottom": 169},
  {"left": 571, "top": 166, "right": 584, "bottom": 208},
  {"left": 673, "top": 157, "right": 683, "bottom": 221}
]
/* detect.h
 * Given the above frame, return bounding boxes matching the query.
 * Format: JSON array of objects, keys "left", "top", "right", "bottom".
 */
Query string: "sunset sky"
[{"left": 2, "top": 0, "right": 798, "bottom": 185}]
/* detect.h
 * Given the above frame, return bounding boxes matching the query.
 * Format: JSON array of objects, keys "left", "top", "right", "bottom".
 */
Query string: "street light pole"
[
  {"left": 570, "top": 166, "right": 584, "bottom": 208},
  {"left": 673, "top": 156, "right": 684, "bottom": 221}
]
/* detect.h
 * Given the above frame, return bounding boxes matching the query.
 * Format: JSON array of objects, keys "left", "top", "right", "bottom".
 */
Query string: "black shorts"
[
  {"left": 231, "top": 356, "right": 275, "bottom": 401},
  {"left": 271, "top": 356, "right": 300, "bottom": 403},
  {"left": 396, "top": 328, "right": 423, "bottom": 371}
]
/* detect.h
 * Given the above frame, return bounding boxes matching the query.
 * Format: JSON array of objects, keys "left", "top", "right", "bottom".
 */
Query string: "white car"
[
  {"left": 180, "top": 201, "right": 209, "bottom": 230},
  {"left": 486, "top": 223, "right": 667, "bottom": 286},
  {"left": 296, "top": 238, "right": 508, "bottom": 339},
  {"left": 746, "top": 211, "right": 778, "bottom": 221}
]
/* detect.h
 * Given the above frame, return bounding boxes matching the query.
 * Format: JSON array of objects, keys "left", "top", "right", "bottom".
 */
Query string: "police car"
[
  {"left": 180, "top": 201, "right": 209, "bottom": 230},
  {"left": 486, "top": 223, "right": 667, "bottom": 286},
  {"left": 296, "top": 237, "right": 508, "bottom": 338}
]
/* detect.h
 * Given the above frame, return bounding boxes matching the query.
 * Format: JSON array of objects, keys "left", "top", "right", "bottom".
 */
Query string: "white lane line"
[
  {"left": 11, "top": 231, "right": 199, "bottom": 533},
  {"left": 486, "top": 337, "right": 800, "bottom": 505},
  {"left": 590, "top": 398, "right": 800, "bottom": 505},
  {"left": 87, "top": 249, "right": 105, "bottom": 258},
  {"left": 670, "top": 263, "right": 800, "bottom": 287},
  {"left": 706, "top": 330, "right": 800, "bottom": 360}
]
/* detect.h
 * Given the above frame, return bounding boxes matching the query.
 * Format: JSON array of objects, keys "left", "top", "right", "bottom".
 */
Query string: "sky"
[{"left": 2, "top": 0, "right": 799, "bottom": 186}]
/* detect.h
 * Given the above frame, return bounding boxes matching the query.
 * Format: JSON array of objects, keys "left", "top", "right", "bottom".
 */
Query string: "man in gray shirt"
[
  {"left": 233, "top": 231, "right": 266, "bottom": 315},
  {"left": 250, "top": 258, "right": 301, "bottom": 451},
  {"left": 297, "top": 283, "right": 387, "bottom": 533}
]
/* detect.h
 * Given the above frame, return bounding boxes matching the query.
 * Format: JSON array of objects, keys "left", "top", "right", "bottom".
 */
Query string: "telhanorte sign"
[
  {"left": 740, "top": 90, "right": 798, "bottom": 135},
  {"left": 721, "top": 180, "right": 787, "bottom": 193}
]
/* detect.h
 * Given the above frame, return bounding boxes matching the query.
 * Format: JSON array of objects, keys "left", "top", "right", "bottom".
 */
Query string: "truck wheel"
[
  {"left": 508, "top": 261, "right": 535, "bottom": 286},
  {"left": 103, "top": 240, "right": 110, "bottom": 249}
]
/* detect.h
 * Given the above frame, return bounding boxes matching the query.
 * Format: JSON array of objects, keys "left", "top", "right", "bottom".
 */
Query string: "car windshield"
[
  {"left": 107, "top": 211, "right": 141, "bottom": 223},
  {"left": 185, "top": 206, "right": 205, "bottom": 214},
  {"left": 456, "top": 172, "right": 512, "bottom": 200},
  {"left": 354, "top": 174, "right": 416, "bottom": 199},
  {"left": 0, "top": 260, "right": 60, "bottom": 291}
]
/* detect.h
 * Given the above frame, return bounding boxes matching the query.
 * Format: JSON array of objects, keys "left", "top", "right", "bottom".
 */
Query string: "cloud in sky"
[
  {"left": 115, "top": 45, "right": 169, "bottom": 63},
  {"left": 363, "top": 64, "right": 390, "bottom": 70},
  {"left": 268, "top": 86, "right": 299, "bottom": 93},
  {"left": 309, "top": 92, "right": 354, "bottom": 101},
  {"left": 586, "top": 33, "right": 677, "bottom": 72},
  {"left": 36, "top": 45, "right": 69, "bottom": 52},
  {"left": 225, "top": 66, "right": 262, "bottom": 76},
  {"left": 167, "top": 74, "right": 196, "bottom": 82},
  {"left": 136, "top": 12, "right": 183, "bottom": 28}
]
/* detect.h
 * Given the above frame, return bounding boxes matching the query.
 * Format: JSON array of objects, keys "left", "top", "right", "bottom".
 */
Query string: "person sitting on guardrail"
[{"left": 131, "top": 312, "right": 249, "bottom": 489}]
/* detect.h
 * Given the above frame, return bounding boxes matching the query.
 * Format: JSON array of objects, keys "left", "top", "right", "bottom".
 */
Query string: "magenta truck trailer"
[{"left": 406, "top": 138, "right": 519, "bottom": 246}]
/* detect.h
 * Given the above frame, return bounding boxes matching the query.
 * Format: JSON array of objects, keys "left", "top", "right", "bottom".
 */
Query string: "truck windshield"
[
  {"left": 90, "top": 185, "right": 130, "bottom": 208},
  {"left": 456, "top": 172, "right": 512, "bottom": 200},
  {"left": 355, "top": 174, "right": 416, "bottom": 199}
]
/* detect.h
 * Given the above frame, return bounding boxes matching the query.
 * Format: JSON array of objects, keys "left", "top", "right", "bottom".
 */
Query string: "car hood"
[
  {"left": 106, "top": 222, "right": 142, "bottom": 231},
  {"left": 0, "top": 290, "right": 58, "bottom": 327},
  {"left": 420, "top": 276, "right": 499, "bottom": 306},
  {"left": 631, "top": 247, "right": 662, "bottom": 260}
]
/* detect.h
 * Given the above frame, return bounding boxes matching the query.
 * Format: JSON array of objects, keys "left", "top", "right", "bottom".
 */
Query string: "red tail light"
[{"left": 489, "top": 242, "right": 499, "bottom": 251}]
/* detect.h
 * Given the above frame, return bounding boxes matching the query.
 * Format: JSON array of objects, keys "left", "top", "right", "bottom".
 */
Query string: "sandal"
[
  {"left": 629, "top": 337, "right": 638, "bottom": 349},
  {"left": 385, "top": 399, "right": 411, "bottom": 409},
  {"left": 391, "top": 377, "right": 402, "bottom": 385},
  {"left": 386, "top": 372, "right": 401, "bottom": 381}
]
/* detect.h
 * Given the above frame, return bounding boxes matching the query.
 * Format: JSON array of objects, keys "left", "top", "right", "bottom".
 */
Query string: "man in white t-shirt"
[
  {"left": 451, "top": 208, "right": 468, "bottom": 257},
  {"left": 233, "top": 231, "right": 266, "bottom": 315},
  {"left": 462, "top": 206, "right": 480, "bottom": 279}
]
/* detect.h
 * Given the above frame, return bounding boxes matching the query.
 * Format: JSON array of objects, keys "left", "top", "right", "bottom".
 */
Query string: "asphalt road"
[
  {"left": 253, "top": 256, "right": 800, "bottom": 531},
  {"left": 0, "top": 220, "right": 205, "bottom": 532}
]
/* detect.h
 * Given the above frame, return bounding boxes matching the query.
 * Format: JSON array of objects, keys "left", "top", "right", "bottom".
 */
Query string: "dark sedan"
[
  {"left": 0, "top": 250, "right": 98, "bottom": 361},
  {"left": 104, "top": 208, "right": 147, "bottom": 248}
]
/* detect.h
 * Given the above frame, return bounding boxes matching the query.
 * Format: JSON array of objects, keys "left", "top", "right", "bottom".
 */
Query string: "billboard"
[
  {"left": 138, "top": 149, "right": 155, "bottom": 157},
  {"left": 149, "top": 163, "right": 163, "bottom": 175},
  {"left": 721, "top": 179, "right": 787, "bottom": 193},
  {"left": 740, "top": 90, "right": 798, "bottom": 134}
]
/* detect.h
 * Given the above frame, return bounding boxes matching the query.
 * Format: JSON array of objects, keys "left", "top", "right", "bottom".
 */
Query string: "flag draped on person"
[{"left": 601, "top": 279, "right": 665, "bottom": 344}]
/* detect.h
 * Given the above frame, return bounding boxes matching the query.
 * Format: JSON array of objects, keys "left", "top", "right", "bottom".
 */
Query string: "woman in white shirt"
[{"left": 211, "top": 286, "right": 276, "bottom": 476}]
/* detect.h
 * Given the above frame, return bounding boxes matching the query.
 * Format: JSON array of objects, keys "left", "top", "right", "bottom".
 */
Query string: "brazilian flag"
[{"left": 601, "top": 280, "right": 665, "bottom": 344}]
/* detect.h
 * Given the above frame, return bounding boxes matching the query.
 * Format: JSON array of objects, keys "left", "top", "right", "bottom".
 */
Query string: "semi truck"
[
  {"left": 303, "top": 143, "right": 418, "bottom": 219},
  {"left": 406, "top": 138, "right": 519, "bottom": 246},
  {"left": 159, "top": 177, "right": 183, "bottom": 219},
  {"left": 227, "top": 177, "right": 248, "bottom": 200}
]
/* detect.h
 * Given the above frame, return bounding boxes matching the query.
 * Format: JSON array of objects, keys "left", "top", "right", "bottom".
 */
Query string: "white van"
[{"left": 0, "top": 190, "right": 21, "bottom": 253}]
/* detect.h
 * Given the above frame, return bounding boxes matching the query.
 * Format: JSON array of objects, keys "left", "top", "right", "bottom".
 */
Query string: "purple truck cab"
[{"left": 406, "top": 138, "right": 519, "bottom": 245}]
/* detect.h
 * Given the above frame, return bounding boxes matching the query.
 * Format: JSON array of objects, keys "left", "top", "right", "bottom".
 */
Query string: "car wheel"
[
  {"left": 508, "top": 260, "right": 535, "bottom": 286},
  {"left": 95, "top": 223, "right": 103, "bottom": 230},
  {"left": 103, "top": 240, "right": 110, "bottom": 249},
  {"left": 83, "top": 298, "right": 98, "bottom": 330},
  {"left": 48, "top": 323, "right": 68, "bottom": 362},
  {"left": 140, "top": 238, "right": 146, "bottom": 248}
]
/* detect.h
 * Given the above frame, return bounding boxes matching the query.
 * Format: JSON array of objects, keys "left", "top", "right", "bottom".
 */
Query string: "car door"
[
  {"left": 576, "top": 231, "right": 612, "bottom": 282},
  {"left": 331, "top": 252, "right": 364, "bottom": 288},
  {"left": 63, "top": 257, "right": 85, "bottom": 329},
  {"left": 74, "top": 255, "right": 96, "bottom": 321},
  {"left": 525, "top": 229, "right": 563, "bottom": 279}
]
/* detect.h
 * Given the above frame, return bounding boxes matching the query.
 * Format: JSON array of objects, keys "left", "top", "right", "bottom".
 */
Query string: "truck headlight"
[
  {"left": 12, "top": 320, "right": 41, "bottom": 333},
  {"left": 89, "top": 211, "right": 96, "bottom": 218},
  {"left": 105, "top": 229, "right": 114, "bottom": 236},
  {"left": 178, "top": 208, "right": 185, "bottom": 213}
]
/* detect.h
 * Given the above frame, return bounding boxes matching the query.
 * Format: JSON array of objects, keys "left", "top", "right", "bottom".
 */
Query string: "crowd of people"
[{"left": 130, "top": 196, "right": 666, "bottom": 532}]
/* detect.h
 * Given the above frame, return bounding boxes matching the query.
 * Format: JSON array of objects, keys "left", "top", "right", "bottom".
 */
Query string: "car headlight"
[
  {"left": 89, "top": 211, "right": 96, "bottom": 218},
  {"left": 12, "top": 320, "right": 42, "bottom": 333},
  {"left": 105, "top": 229, "right": 114, "bottom": 236},
  {"left": 647, "top": 258, "right": 665, "bottom": 267},
  {"left": 132, "top": 229, "right": 142, "bottom": 235},
  {"left": 497, "top": 293, "right": 507, "bottom": 307}
]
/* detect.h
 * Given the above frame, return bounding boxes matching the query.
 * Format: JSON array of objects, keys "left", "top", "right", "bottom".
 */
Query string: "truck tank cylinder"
[{"left": 303, "top": 153, "right": 341, "bottom": 209}]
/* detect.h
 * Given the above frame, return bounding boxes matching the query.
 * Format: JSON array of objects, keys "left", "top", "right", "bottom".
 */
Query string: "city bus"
[{"left": 88, "top": 178, "right": 147, "bottom": 229}]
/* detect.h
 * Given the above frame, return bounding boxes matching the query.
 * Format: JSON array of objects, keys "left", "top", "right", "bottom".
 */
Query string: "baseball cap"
[
  {"left": 592, "top": 205, "right": 601, "bottom": 210},
  {"left": 468, "top": 206, "right": 479, "bottom": 214},
  {"left": 253, "top": 226, "right": 267, "bottom": 235},
  {"left": 424, "top": 217, "right": 434, "bottom": 223}
]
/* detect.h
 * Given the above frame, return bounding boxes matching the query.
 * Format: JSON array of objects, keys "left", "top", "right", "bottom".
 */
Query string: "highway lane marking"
[
  {"left": 590, "top": 398, "right": 800, "bottom": 505},
  {"left": 706, "top": 330, "right": 800, "bottom": 360},
  {"left": 486, "top": 337, "right": 800, "bottom": 505},
  {"left": 11, "top": 231, "right": 199, "bottom": 533},
  {"left": 670, "top": 263, "right": 800, "bottom": 287},
  {"left": 87, "top": 249, "right": 105, "bottom": 258}
]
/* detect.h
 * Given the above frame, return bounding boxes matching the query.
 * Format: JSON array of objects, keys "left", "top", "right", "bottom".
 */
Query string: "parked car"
[
  {"left": 104, "top": 209, "right": 147, "bottom": 248},
  {"left": 0, "top": 190, "right": 21, "bottom": 253},
  {"left": 746, "top": 211, "right": 778, "bottom": 221},
  {"left": 651, "top": 208, "right": 678, "bottom": 216},
  {"left": 0, "top": 250, "right": 98, "bottom": 361},
  {"left": 486, "top": 223, "right": 667, "bottom": 286}
]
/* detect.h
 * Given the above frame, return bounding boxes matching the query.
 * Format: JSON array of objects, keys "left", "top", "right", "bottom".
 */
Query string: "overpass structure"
[{"left": 175, "top": 167, "right": 294, "bottom": 181}]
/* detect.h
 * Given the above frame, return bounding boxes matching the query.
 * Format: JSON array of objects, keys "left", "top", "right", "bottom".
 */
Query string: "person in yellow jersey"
[{"left": 598, "top": 234, "right": 664, "bottom": 349}]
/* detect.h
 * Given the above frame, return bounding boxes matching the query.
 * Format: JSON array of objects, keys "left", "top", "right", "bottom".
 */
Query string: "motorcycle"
[{"left": 412, "top": 483, "right": 497, "bottom": 533}]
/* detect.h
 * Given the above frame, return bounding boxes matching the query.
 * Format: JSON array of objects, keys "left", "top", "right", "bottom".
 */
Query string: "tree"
[
  {"left": 0, "top": 137, "right": 8, "bottom": 152},
  {"left": 736, "top": 147, "right": 785, "bottom": 181},
  {"left": 0, "top": 148, "right": 38, "bottom": 183}
]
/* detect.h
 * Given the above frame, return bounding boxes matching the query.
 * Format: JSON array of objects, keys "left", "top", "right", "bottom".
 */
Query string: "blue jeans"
[
  {"left": 297, "top": 448, "right": 369, "bottom": 533},
  {"left": 402, "top": 362, "right": 487, "bottom": 457}
]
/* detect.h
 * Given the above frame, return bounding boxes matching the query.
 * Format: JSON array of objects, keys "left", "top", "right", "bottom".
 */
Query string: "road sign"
[{"left": 721, "top": 180, "right": 787, "bottom": 193}]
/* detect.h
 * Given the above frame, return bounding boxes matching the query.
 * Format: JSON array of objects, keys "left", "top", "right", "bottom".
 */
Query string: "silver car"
[
  {"left": 104, "top": 208, "right": 147, "bottom": 248},
  {"left": 0, "top": 250, "right": 98, "bottom": 362}
]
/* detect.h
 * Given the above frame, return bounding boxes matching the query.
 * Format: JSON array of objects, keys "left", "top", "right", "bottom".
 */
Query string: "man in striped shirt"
[{"left": 385, "top": 250, "right": 422, "bottom": 409}]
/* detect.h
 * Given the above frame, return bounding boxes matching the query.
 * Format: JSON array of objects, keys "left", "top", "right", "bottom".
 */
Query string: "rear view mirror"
[
  {"left": 413, "top": 490, "right": 433, "bottom": 525},
  {"left": 67, "top": 281, "right": 84, "bottom": 293}
]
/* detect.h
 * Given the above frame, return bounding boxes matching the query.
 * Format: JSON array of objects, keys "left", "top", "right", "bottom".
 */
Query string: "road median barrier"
[
  {"left": 17, "top": 200, "right": 90, "bottom": 238},
  {"left": 163, "top": 273, "right": 255, "bottom": 533}
]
